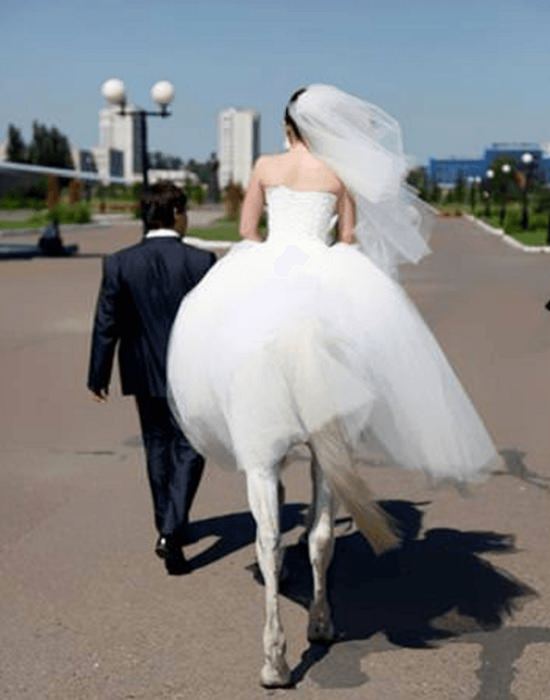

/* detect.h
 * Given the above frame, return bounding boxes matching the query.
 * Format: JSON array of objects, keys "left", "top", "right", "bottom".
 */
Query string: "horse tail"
[{"left": 310, "top": 420, "right": 400, "bottom": 555}]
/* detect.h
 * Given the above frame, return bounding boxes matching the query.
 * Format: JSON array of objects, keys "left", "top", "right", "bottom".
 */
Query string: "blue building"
[{"left": 429, "top": 142, "right": 550, "bottom": 185}]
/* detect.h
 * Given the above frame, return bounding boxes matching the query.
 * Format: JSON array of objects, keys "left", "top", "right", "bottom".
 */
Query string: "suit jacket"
[{"left": 87, "top": 233, "right": 217, "bottom": 397}]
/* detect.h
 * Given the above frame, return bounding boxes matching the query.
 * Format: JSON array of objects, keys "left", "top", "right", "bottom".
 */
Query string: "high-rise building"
[
  {"left": 217, "top": 107, "right": 260, "bottom": 189},
  {"left": 97, "top": 105, "right": 144, "bottom": 182}
]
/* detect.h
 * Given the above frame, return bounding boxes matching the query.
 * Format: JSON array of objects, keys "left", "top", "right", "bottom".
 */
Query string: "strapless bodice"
[{"left": 265, "top": 185, "right": 337, "bottom": 245}]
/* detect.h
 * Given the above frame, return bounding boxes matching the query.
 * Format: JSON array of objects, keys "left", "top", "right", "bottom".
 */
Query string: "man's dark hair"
[
  {"left": 141, "top": 181, "right": 188, "bottom": 231},
  {"left": 284, "top": 87, "right": 307, "bottom": 142}
]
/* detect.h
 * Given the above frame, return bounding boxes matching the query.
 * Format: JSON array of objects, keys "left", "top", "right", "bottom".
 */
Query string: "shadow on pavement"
[
  {"left": 497, "top": 447, "right": 550, "bottom": 491},
  {"left": 186, "top": 500, "right": 537, "bottom": 695},
  {"left": 186, "top": 502, "right": 305, "bottom": 572},
  {"left": 248, "top": 500, "right": 535, "bottom": 692}
]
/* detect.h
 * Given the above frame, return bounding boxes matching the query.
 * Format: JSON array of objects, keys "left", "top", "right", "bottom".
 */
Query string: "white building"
[
  {"left": 96, "top": 104, "right": 144, "bottom": 182},
  {"left": 217, "top": 107, "right": 260, "bottom": 189},
  {"left": 148, "top": 168, "right": 200, "bottom": 187},
  {"left": 95, "top": 106, "right": 199, "bottom": 186}
]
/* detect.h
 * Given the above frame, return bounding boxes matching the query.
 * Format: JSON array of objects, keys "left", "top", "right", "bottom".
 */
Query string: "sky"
[{"left": 0, "top": 0, "right": 549, "bottom": 166}]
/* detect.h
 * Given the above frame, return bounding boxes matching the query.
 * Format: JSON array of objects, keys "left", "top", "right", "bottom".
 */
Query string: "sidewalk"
[{"left": 0, "top": 203, "right": 225, "bottom": 238}]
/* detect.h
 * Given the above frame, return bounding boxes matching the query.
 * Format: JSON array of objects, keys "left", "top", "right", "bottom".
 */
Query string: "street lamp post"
[
  {"left": 484, "top": 169, "right": 495, "bottom": 218},
  {"left": 520, "top": 152, "right": 534, "bottom": 231},
  {"left": 499, "top": 163, "right": 512, "bottom": 228},
  {"left": 484, "top": 170, "right": 495, "bottom": 217},
  {"left": 468, "top": 175, "right": 481, "bottom": 215},
  {"left": 101, "top": 78, "right": 175, "bottom": 230},
  {"left": 467, "top": 176, "right": 474, "bottom": 213}
]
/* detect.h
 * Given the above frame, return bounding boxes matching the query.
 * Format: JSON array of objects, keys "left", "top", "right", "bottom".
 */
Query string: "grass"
[
  {"left": 187, "top": 218, "right": 266, "bottom": 242},
  {"left": 0, "top": 214, "right": 47, "bottom": 230},
  {"left": 436, "top": 200, "right": 549, "bottom": 247}
]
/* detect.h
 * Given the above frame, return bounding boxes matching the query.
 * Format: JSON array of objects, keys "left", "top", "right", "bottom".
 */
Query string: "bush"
[
  {"left": 185, "top": 184, "right": 205, "bottom": 206},
  {"left": 223, "top": 182, "right": 244, "bottom": 220},
  {"left": 48, "top": 202, "right": 91, "bottom": 225},
  {"left": 0, "top": 191, "right": 45, "bottom": 210}
]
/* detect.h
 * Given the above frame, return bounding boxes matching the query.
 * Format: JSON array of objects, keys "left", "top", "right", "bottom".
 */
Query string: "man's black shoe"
[
  {"left": 155, "top": 534, "right": 174, "bottom": 560},
  {"left": 164, "top": 550, "right": 192, "bottom": 576},
  {"left": 155, "top": 535, "right": 192, "bottom": 575}
]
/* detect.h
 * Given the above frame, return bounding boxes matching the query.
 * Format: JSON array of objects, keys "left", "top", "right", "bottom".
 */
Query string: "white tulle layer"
[{"left": 167, "top": 238, "right": 498, "bottom": 481}]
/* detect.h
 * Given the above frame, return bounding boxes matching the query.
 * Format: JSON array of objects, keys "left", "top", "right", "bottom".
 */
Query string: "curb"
[
  {"left": 185, "top": 236, "right": 233, "bottom": 251},
  {"left": 462, "top": 214, "right": 550, "bottom": 254},
  {"left": 0, "top": 220, "right": 112, "bottom": 238}
]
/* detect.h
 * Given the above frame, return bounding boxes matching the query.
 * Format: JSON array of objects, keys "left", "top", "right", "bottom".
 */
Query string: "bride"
[{"left": 167, "top": 84, "right": 499, "bottom": 686}]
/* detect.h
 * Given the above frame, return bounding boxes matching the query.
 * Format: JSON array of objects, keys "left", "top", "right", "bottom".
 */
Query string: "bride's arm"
[
  {"left": 337, "top": 188, "right": 356, "bottom": 244},
  {"left": 239, "top": 157, "right": 267, "bottom": 241}
]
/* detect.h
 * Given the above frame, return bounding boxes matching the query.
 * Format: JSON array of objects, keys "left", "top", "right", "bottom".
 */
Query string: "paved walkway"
[
  {"left": 0, "top": 216, "right": 549, "bottom": 699},
  {"left": 0, "top": 203, "right": 225, "bottom": 237}
]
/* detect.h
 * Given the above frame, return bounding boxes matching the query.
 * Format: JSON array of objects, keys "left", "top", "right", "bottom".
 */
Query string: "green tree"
[
  {"left": 223, "top": 181, "right": 244, "bottom": 220},
  {"left": 406, "top": 166, "right": 427, "bottom": 191},
  {"left": 488, "top": 157, "right": 520, "bottom": 201},
  {"left": 149, "top": 151, "right": 183, "bottom": 170},
  {"left": 454, "top": 172, "right": 466, "bottom": 204},
  {"left": 6, "top": 124, "right": 27, "bottom": 162},
  {"left": 27, "top": 121, "right": 74, "bottom": 169},
  {"left": 429, "top": 180, "right": 442, "bottom": 203},
  {"left": 186, "top": 158, "right": 211, "bottom": 184}
]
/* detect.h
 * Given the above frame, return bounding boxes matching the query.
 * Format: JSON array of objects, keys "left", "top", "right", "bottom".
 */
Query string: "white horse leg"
[
  {"left": 298, "top": 461, "right": 316, "bottom": 546},
  {"left": 246, "top": 468, "right": 291, "bottom": 688},
  {"left": 307, "top": 456, "right": 336, "bottom": 643}
]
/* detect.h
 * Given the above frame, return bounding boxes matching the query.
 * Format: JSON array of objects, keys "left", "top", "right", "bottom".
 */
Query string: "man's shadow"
[{"left": 186, "top": 502, "right": 305, "bottom": 572}]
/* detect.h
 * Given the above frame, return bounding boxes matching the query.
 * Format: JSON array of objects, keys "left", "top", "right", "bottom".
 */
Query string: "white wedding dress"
[{"left": 167, "top": 184, "right": 498, "bottom": 480}]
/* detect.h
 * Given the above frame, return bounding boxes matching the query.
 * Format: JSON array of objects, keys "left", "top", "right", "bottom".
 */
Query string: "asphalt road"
[{"left": 0, "top": 216, "right": 549, "bottom": 699}]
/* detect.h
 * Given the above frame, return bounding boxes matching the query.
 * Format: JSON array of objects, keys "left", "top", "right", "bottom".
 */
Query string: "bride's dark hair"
[{"left": 284, "top": 88, "right": 307, "bottom": 142}]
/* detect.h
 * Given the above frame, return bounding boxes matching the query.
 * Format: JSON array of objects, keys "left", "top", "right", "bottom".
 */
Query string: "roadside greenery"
[
  {"left": 409, "top": 166, "right": 550, "bottom": 247},
  {"left": 0, "top": 202, "right": 91, "bottom": 230},
  {"left": 187, "top": 217, "right": 266, "bottom": 242}
]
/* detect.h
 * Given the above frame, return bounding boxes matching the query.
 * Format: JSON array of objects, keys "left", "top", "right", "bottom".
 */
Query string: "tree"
[
  {"left": 429, "top": 180, "right": 442, "bottom": 204},
  {"left": 488, "top": 157, "right": 520, "bottom": 201},
  {"left": 406, "top": 166, "right": 427, "bottom": 191},
  {"left": 68, "top": 179, "right": 82, "bottom": 204},
  {"left": 6, "top": 124, "right": 27, "bottom": 162},
  {"left": 223, "top": 182, "right": 244, "bottom": 220},
  {"left": 185, "top": 158, "right": 211, "bottom": 184},
  {"left": 149, "top": 150, "right": 183, "bottom": 170},
  {"left": 46, "top": 175, "right": 61, "bottom": 210},
  {"left": 27, "top": 121, "right": 74, "bottom": 170},
  {"left": 454, "top": 172, "right": 466, "bottom": 204}
]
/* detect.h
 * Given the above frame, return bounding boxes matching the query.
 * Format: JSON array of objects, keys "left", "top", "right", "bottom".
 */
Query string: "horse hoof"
[
  {"left": 307, "top": 620, "right": 335, "bottom": 645},
  {"left": 260, "top": 663, "right": 292, "bottom": 689}
]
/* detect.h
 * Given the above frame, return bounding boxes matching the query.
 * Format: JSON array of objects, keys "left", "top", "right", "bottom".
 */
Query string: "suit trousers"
[{"left": 135, "top": 396, "right": 205, "bottom": 540}]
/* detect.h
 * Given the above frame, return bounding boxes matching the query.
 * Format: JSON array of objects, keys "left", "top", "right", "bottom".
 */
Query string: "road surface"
[{"left": 0, "top": 216, "right": 549, "bottom": 699}]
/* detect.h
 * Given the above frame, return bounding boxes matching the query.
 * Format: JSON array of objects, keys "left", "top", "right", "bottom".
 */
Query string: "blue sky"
[{"left": 1, "top": 0, "right": 549, "bottom": 165}]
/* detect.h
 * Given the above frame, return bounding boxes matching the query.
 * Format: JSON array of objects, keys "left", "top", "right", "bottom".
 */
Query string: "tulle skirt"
[{"left": 167, "top": 238, "right": 499, "bottom": 481}]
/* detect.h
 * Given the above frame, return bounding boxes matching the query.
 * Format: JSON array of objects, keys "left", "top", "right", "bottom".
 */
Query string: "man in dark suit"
[{"left": 87, "top": 181, "right": 217, "bottom": 574}]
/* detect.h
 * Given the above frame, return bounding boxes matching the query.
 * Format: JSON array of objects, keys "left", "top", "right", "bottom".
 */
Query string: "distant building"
[
  {"left": 430, "top": 142, "right": 550, "bottom": 186},
  {"left": 217, "top": 107, "right": 260, "bottom": 189},
  {"left": 148, "top": 168, "right": 200, "bottom": 187},
  {"left": 96, "top": 104, "right": 144, "bottom": 182},
  {"left": 75, "top": 148, "right": 97, "bottom": 174},
  {"left": 91, "top": 146, "right": 124, "bottom": 181}
]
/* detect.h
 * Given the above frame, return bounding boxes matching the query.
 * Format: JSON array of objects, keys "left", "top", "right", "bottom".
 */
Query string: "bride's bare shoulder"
[
  {"left": 252, "top": 152, "right": 288, "bottom": 183},
  {"left": 254, "top": 152, "right": 285, "bottom": 169}
]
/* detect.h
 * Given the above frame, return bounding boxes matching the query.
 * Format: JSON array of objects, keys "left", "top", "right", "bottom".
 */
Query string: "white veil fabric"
[{"left": 288, "top": 83, "right": 432, "bottom": 278}]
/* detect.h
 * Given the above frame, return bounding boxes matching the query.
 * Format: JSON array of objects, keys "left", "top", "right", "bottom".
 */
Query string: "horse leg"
[
  {"left": 298, "top": 461, "right": 316, "bottom": 546},
  {"left": 246, "top": 468, "right": 291, "bottom": 688},
  {"left": 307, "top": 455, "right": 336, "bottom": 643}
]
